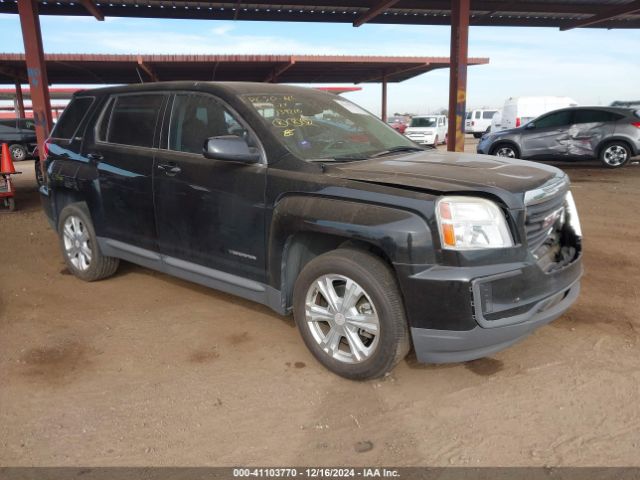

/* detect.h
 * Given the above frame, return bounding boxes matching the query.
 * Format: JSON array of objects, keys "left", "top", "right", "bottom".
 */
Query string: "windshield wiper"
[
  {"left": 370, "top": 146, "right": 426, "bottom": 158},
  {"left": 308, "top": 155, "right": 370, "bottom": 163}
]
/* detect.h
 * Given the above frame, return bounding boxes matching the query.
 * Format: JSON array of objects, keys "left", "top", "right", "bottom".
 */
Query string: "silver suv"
[{"left": 477, "top": 107, "right": 640, "bottom": 168}]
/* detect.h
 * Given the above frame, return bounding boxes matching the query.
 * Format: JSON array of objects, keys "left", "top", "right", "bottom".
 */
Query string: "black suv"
[
  {"left": 41, "top": 82, "right": 583, "bottom": 379},
  {"left": 0, "top": 117, "right": 37, "bottom": 161}
]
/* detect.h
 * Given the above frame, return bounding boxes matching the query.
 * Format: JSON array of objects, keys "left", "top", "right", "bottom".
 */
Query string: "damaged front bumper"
[
  {"left": 410, "top": 258, "right": 581, "bottom": 363},
  {"left": 401, "top": 249, "right": 583, "bottom": 364}
]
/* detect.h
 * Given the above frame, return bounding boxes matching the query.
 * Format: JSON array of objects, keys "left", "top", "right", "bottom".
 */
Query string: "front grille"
[{"left": 525, "top": 190, "right": 568, "bottom": 250}]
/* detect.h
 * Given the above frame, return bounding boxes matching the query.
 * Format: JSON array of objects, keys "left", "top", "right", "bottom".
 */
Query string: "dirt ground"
[{"left": 1, "top": 143, "right": 640, "bottom": 467}]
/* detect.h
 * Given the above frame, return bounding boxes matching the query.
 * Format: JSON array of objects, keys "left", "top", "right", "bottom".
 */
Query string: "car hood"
[
  {"left": 488, "top": 126, "right": 523, "bottom": 137},
  {"left": 324, "top": 150, "right": 565, "bottom": 209}
]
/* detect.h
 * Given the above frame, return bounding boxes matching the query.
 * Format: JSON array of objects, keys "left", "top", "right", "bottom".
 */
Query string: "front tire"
[
  {"left": 57, "top": 203, "right": 119, "bottom": 281},
  {"left": 293, "top": 248, "right": 410, "bottom": 380},
  {"left": 491, "top": 143, "right": 519, "bottom": 159},
  {"left": 600, "top": 142, "right": 631, "bottom": 169}
]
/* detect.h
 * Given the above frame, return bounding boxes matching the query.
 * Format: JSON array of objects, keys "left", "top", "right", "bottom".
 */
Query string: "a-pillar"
[{"left": 381, "top": 74, "right": 388, "bottom": 122}]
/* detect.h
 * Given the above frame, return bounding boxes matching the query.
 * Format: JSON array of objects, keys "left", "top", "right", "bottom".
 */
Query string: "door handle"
[
  {"left": 157, "top": 163, "right": 182, "bottom": 176},
  {"left": 87, "top": 152, "right": 103, "bottom": 161}
]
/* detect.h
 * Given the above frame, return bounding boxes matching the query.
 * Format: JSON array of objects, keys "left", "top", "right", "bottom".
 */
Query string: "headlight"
[
  {"left": 565, "top": 190, "right": 582, "bottom": 237},
  {"left": 436, "top": 196, "right": 513, "bottom": 250}
]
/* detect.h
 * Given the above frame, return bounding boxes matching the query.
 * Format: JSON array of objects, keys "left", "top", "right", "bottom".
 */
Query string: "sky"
[{"left": 1, "top": 13, "right": 639, "bottom": 115}]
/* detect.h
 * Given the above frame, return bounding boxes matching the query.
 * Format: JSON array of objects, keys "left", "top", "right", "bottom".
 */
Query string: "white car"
[
  {"left": 501, "top": 96, "right": 578, "bottom": 130},
  {"left": 465, "top": 109, "right": 498, "bottom": 138},
  {"left": 404, "top": 115, "right": 448, "bottom": 146}
]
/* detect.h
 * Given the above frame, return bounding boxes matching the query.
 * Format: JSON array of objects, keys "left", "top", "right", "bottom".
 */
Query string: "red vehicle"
[{"left": 387, "top": 116, "right": 408, "bottom": 134}]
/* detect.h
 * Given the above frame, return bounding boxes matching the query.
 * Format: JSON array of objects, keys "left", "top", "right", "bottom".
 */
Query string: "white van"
[
  {"left": 465, "top": 109, "right": 498, "bottom": 138},
  {"left": 404, "top": 115, "right": 448, "bottom": 146},
  {"left": 489, "top": 110, "right": 503, "bottom": 133},
  {"left": 500, "top": 96, "right": 579, "bottom": 131}
]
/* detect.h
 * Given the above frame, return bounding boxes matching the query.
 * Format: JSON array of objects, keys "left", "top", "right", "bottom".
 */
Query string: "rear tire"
[
  {"left": 600, "top": 141, "right": 631, "bottom": 169},
  {"left": 57, "top": 203, "right": 119, "bottom": 282},
  {"left": 293, "top": 248, "right": 410, "bottom": 380},
  {"left": 9, "top": 144, "right": 27, "bottom": 162},
  {"left": 473, "top": 133, "right": 482, "bottom": 139}
]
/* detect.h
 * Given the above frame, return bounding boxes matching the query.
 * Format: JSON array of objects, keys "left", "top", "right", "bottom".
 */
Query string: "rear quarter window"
[
  {"left": 101, "top": 94, "right": 164, "bottom": 148},
  {"left": 51, "top": 97, "right": 94, "bottom": 139},
  {"left": 573, "top": 110, "right": 624, "bottom": 124}
]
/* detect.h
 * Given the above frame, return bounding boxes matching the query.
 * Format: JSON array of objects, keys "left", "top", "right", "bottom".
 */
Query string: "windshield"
[
  {"left": 410, "top": 117, "right": 438, "bottom": 128},
  {"left": 241, "top": 91, "right": 416, "bottom": 160}
]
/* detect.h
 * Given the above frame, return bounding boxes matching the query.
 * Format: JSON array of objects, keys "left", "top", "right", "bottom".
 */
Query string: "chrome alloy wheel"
[
  {"left": 496, "top": 146, "right": 516, "bottom": 158},
  {"left": 304, "top": 274, "right": 380, "bottom": 364},
  {"left": 62, "top": 215, "right": 92, "bottom": 271},
  {"left": 10, "top": 145, "right": 26, "bottom": 161},
  {"left": 603, "top": 145, "right": 628, "bottom": 166}
]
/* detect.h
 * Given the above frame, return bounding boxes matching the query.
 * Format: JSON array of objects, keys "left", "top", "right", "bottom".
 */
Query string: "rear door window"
[
  {"left": 51, "top": 97, "right": 94, "bottom": 139},
  {"left": 104, "top": 94, "right": 165, "bottom": 148},
  {"left": 474, "top": 111, "right": 481, "bottom": 119},
  {"left": 95, "top": 98, "right": 115, "bottom": 142}
]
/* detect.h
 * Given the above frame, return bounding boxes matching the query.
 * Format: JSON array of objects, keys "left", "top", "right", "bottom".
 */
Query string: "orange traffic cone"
[{"left": 1, "top": 143, "right": 17, "bottom": 175}]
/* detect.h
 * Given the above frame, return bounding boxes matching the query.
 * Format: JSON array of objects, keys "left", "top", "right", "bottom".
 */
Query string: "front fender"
[{"left": 268, "top": 194, "right": 435, "bottom": 289}]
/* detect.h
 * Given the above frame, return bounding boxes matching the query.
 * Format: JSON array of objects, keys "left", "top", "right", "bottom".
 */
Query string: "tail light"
[
  {"left": 471, "top": 121, "right": 475, "bottom": 126},
  {"left": 632, "top": 122, "right": 640, "bottom": 129},
  {"left": 43, "top": 139, "right": 51, "bottom": 158},
  {"left": 516, "top": 117, "right": 521, "bottom": 128}
]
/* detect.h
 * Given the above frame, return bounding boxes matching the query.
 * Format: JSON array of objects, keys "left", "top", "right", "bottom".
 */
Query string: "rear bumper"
[
  {"left": 411, "top": 280, "right": 580, "bottom": 363},
  {"left": 39, "top": 185, "right": 56, "bottom": 229}
]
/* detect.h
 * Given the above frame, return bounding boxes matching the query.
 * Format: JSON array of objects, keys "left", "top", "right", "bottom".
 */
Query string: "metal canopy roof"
[
  {"left": 0, "top": 53, "right": 489, "bottom": 85},
  {"left": 0, "top": 1, "right": 639, "bottom": 29}
]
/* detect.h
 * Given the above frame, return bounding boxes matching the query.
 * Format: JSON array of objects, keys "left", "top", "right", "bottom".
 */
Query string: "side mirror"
[
  {"left": 203, "top": 135, "right": 260, "bottom": 163},
  {"left": 525, "top": 122, "right": 536, "bottom": 130}
]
